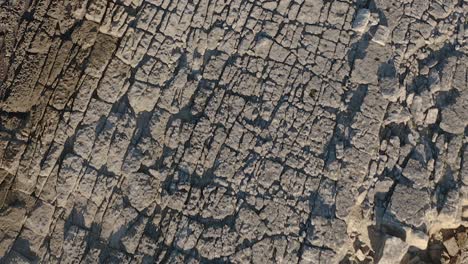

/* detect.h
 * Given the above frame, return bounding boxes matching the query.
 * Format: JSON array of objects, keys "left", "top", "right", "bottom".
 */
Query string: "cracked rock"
[{"left": 0, "top": 0, "right": 466, "bottom": 263}]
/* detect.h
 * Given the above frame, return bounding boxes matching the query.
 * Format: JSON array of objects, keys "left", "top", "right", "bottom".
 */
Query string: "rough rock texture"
[{"left": 0, "top": 0, "right": 466, "bottom": 263}]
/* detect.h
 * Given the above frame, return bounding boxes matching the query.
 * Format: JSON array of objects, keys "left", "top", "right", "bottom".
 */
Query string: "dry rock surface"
[{"left": 0, "top": 0, "right": 467, "bottom": 263}]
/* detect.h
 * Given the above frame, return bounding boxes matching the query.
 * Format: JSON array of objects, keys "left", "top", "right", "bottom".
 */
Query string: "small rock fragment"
[
  {"left": 443, "top": 237, "right": 459, "bottom": 257},
  {"left": 352, "top": 9, "right": 371, "bottom": 33},
  {"left": 372, "top": 25, "right": 390, "bottom": 45},
  {"left": 425, "top": 108, "right": 439, "bottom": 125},
  {"left": 378, "top": 236, "right": 409, "bottom": 264}
]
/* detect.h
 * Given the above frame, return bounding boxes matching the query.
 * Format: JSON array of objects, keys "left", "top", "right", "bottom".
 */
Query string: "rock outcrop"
[{"left": 0, "top": 0, "right": 466, "bottom": 263}]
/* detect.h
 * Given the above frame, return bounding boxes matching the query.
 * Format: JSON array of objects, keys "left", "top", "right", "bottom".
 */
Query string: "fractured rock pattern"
[{"left": 0, "top": 0, "right": 466, "bottom": 263}]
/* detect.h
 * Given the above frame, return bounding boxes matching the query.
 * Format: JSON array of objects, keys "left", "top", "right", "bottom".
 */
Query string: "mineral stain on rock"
[{"left": 0, "top": 0, "right": 466, "bottom": 263}]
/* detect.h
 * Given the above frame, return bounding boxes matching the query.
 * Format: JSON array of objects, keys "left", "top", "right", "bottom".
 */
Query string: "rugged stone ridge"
[{"left": 0, "top": 0, "right": 466, "bottom": 263}]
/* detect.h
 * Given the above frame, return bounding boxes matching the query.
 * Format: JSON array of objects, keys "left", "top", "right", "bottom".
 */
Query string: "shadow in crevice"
[{"left": 4, "top": 238, "right": 39, "bottom": 263}]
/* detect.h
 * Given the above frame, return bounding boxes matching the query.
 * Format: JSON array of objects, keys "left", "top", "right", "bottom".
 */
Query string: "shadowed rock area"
[{"left": 0, "top": 0, "right": 466, "bottom": 263}]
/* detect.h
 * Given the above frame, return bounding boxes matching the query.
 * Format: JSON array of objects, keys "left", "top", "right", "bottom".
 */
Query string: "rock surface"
[{"left": 0, "top": 0, "right": 466, "bottom": 263}]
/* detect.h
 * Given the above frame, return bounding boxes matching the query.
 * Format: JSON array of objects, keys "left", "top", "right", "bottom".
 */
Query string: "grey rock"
[
  {"left": 378, "top": 236, "right": 409, "bottom": 264},
  {"left": 121, "top": 172, "right": 160, "bottom": 212},
  {"left": 372, "top": 25, "right": 391, "bottom": 46},
  {"left": 386, "top": 185, "right": 430, "bottom": 227},
  {"left": 0, "top": 0, "right": 465, "bottom": 262},
  {"left": 352, "top": 9, "right": 371, "bottom": 33}
]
